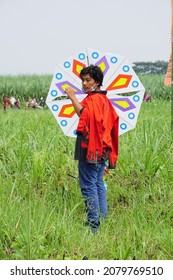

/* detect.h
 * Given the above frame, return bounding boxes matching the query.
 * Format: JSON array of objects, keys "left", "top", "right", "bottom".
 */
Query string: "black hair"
[{"left": 80, "top": 65, "right": 103, "bottom": 86}]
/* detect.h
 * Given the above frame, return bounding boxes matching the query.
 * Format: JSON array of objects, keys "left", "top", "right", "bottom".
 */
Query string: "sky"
[{"left": 0, "top": 0, "right": 171, "bottom": 75}]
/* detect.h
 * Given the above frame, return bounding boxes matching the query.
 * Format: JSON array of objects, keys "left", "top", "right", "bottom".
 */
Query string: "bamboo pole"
[
  {"left": 171, "top": 0, "right": 173, "bottom": 131},
  {"left": 171, "top": 36, "right": 173, "bottom": 131}
]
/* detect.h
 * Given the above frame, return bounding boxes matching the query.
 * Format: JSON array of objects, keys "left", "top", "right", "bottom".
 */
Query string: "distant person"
[
  {"left": 3, "top": 96, "right": 10, "bottom": 112},
  {"left": 26, "top": 96, "right": 38, "bottom": 109},
  {"left": 9, "top": 96, "right": 16, "bottom": 107},
  {"left": 37, "top": 97, "right": 45, "bottom": 109},
  {"left": 9, "top": 96, "right": 20, "bottom": 109},
  {"left": 144, "top": 93, "right": 151, "bottom": 102},
  {"left": 14, "top": 99, "right": 21, "bottom": 109}
]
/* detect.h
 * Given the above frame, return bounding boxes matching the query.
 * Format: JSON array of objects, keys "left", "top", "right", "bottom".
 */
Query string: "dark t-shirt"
[
  {"left": 74, "top": 135, "right": 87, "bottom": 161},
  {"left": 74, "top": 91, "right": 112, "bottom": 163},
  {"left": 74, "top": 134, "right": 110, "bottom": 163}
]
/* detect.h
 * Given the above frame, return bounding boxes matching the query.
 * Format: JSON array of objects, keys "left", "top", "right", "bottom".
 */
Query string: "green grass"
[{"left": 0, "top": 100, "right": 173, "bottom": 260}]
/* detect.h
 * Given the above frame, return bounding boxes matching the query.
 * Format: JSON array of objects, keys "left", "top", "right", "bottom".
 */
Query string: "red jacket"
[{"left": 76, "top": 91, "right": 119, "bottom": 168}]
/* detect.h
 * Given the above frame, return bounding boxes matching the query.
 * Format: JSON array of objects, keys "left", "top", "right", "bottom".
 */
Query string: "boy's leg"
[
  {"left": 78, "top": 161, "right": 100, "bottom": 231},
  {"left": 97, "top": 163, "right": 108, "bottom": 219}
]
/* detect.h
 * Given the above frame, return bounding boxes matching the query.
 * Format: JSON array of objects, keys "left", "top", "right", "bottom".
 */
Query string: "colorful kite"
[{"left": 46, "top": 48, "right": 145, "bottom": 137}]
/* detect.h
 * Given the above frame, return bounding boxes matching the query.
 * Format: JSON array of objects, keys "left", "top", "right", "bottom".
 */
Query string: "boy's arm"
[{"left": 65, "top": 87, "right": 83, "bottom": 117}]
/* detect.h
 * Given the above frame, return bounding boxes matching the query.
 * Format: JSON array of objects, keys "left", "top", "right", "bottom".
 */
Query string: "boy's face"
[{"left": 81, "top": 74, "right": 99, "bottom": 92}]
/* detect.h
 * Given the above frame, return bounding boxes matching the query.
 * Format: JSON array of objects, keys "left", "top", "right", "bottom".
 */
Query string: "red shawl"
[{"left": 76, "top": 92, "right": 119, "bottom": 168}]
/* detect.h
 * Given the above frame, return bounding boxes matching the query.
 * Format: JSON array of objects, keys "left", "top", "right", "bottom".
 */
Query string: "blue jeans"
[{"left": 78, "top": 161, "right": 107, "bottom": 231}]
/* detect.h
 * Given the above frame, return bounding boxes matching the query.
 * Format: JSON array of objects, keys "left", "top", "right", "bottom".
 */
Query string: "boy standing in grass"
[{"left": 65, "top": 65, "right": 119, "bottom": 233}]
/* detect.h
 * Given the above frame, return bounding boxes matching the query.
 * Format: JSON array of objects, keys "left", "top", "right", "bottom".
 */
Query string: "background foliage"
[{"left": 0, "top": 61, "right": 171, "bottom": 103}]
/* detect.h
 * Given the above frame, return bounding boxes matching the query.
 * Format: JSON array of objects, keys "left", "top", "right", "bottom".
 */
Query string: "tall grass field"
[{"left": 0, "top": 74, "right": 173, "bottom": 260}]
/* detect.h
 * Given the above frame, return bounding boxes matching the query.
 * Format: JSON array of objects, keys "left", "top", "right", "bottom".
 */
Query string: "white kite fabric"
[{"left": 46, "top": 48, "right": 145, "bottom": 137}]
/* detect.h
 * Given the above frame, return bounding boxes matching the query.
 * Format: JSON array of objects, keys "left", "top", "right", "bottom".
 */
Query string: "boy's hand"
[
  {"left": 64, "top": 87, "right": 83, "bottom": 117},
  {"left": 64, "top": 87, "right": 75, "bottom": 100}
]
